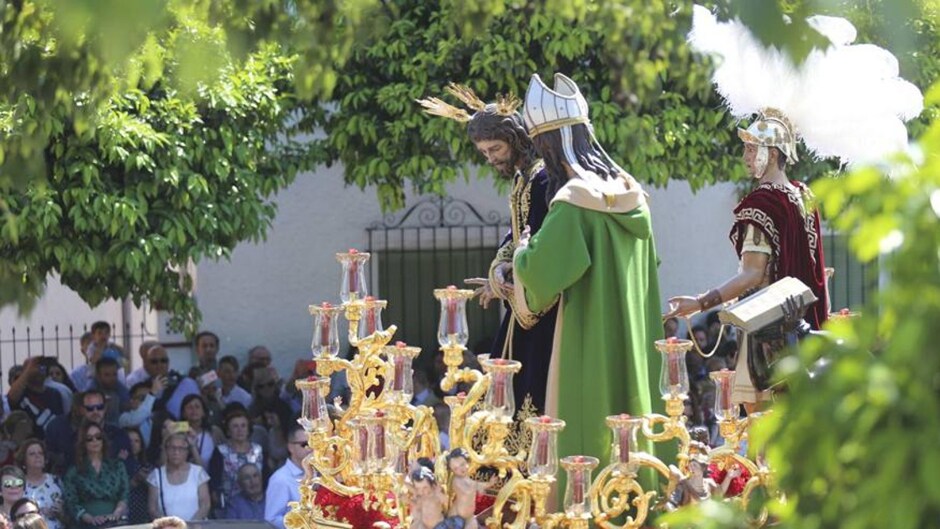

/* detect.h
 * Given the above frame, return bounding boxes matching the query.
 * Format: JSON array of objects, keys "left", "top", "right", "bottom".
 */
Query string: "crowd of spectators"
[
  {"left": 0, "top": 320, "right": 472, "bottom": 529},
  {"left": 0, "top": 323, "right": 325, "bottom": 529},
  {"left": 0, "top": 313, "right": 739, "bottom": 529}
]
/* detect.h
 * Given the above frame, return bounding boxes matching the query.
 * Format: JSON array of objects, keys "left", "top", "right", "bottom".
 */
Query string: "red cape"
[{"left": 729, "top": 181, "right": 829, "bottom": 330}]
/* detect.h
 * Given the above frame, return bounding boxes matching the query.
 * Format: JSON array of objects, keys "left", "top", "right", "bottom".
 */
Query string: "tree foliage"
[
  {"left": 320, "top": 0, "right": 745, "bottom": 210},
  {"left": 0, "top": 0, "right": 385, "bottom": 190},
  {"left": 751, "top": 80, "right": 940, "bottom": 529},
  {"left": 0, "top": 1, "right": 939, "bottom": 525},
  {"left": 0, "top": 0, "right": 936, "bottom": 331},
  {"left": 0, "top": 8, "right": 319, "bottom": 330},
  {"left": 662, "top": 80, "right": 940, "bottom": 529}
]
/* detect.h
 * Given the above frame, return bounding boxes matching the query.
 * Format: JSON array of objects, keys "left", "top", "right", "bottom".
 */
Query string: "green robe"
[{"left": 513, "top": 191, "right": 665, "bottom": 472}]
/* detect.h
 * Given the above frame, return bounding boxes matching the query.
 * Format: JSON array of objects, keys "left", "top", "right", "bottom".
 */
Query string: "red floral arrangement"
[
  {"left": 708, "top": 462, "right": 751, "bottom": 497},
  {"left": 315, "top": 486, "right": 399, "bottom": 529},
  {"left": 313, "top": 485, "right": 497, "bottom": 527}
]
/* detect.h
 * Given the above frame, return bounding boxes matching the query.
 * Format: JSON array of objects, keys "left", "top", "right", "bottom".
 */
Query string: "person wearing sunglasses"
[
  {"left": 0, "top": 466, "right": 26, "bottom": 525},
  {"left": 14, "top": 440, "right": 63, "bottom": 529},
  {"left": 126, "top": 340, "right": 160, "bottom": 390},
  {"left": 9, "top": 498, "right": 40, "bottom": 523},
  {"left": 62, "top": 421, "right": 129, "bottom": 529},
  {"left": 144, "top": 346, "right": 200, "bottom": 421},
  {"left": 44, "top": 391, "right": 135, "bottom": 476},
  {"left": 11, "top": 512, "right": 47, "bottom": 529},
  {"left": 265, "top": 424, "right": 311, "bottom": 529}
]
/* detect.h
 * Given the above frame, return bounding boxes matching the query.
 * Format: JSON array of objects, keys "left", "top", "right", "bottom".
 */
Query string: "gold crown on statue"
[{"left": 416, "top": 82, "right": 522, "bottom": 123}]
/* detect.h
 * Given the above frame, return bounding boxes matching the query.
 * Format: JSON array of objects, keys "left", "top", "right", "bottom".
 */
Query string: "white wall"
[
  {"left": 195, "top": 165, "right": 511, "bottom": 378},
  {"left": 2, "top": 164, "right": 744, "bottom": 381},
  {"left": 196, "top": 167, "right": 743, "bottom": 378},
  {"left": 0, "top": 278, "right": 159, "bottom": 389},
  {"left": 0, "top": 279, "right": 124, "bottom": 376},
  {"left": 648, "top": 181, "right": 741, "bottom": 306}
]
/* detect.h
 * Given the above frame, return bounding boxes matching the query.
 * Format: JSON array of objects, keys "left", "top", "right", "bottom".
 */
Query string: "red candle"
[
  {"left": 374, "top": 412, "right": 386, "bottom": 459},
  {"left": 348, "top": 262, "right": 359, "bottom": 293},
  {"left": 572, "top": 456, "right": 586, "bottom": 504},
  {"left": 535, "top": 431, "right": 549, "bottom": 466},
  {"left": 719, "top": 370, "right": 732, "bottom": 411},
  {"left": 492, "top": 372, "right": 506, "bottom": 408},
  {"left": 365, "top": 297, "right": 377, "bottom": 334},
  {"left": 320, "top": 303, "right": 332, "bottom": 347},
  {"left": 446, "top": 298, "right": 458, "bottom": 334},
  {"left": 668, "top": 352, "right": 680, "bottom": 386},
  {"left": 617, "top": 418, "right": 630, "bottom": 464},
  {"left": 358, "top": 427, "right": 369, "bottom": 462},
  {"left": 666, "top": 337, "right": 678, "bottom": 344},
  {"left": 535, "top": 418, "right": 552, "bottom": 467},
  {"left": 307, "top": 380, "right": 321, "bottom": 421},
  {"left": 309, "top": 394, "right": 321, "bottom": 421},
  {"left": 393, "top": 354, "right": 405, "bottom": 391}
]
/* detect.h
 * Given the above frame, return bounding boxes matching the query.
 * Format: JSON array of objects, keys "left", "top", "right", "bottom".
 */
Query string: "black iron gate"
[
  {"left": 366, "top": 196, "right": 509, "bottom": 366},
  {"left": 822, "top": 229, "right": 877, "bottom": 311}
]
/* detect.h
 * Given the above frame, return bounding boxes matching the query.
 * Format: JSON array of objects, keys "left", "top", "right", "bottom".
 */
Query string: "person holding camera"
[
  {"left": 6, "top": 358, "right": 65, "bottom": 437},
  {"left": 179, "top": 395, "right": 215, "bottom": 469},
  {"left": 142, "top": 346, "right": 199, "bottom": 420}
]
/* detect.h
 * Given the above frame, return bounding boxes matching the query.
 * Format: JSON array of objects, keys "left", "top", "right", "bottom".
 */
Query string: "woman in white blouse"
[{"left": 147, "top": 433, "right": 210, "bottom": 521}]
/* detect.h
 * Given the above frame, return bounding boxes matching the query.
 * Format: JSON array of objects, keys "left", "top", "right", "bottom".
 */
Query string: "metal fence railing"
[
  {"left": 0, "top": 322, "right": 155, "bottom": 394},
  {"left": 822, "top": 230, "right": 876, "bottom": 311},
  {"left": 367, "top": 196, "right": 510, "bottom": 368}
]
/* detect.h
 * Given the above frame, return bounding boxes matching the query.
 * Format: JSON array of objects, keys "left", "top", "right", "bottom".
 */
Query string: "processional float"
[{"left": 285, "top": 249, "right": 783, "bottom": 529}]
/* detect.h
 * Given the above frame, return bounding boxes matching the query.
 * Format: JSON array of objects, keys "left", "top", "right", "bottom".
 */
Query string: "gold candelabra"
[{"left": 285, "top": 251, "right": 776, "bottom": 529}]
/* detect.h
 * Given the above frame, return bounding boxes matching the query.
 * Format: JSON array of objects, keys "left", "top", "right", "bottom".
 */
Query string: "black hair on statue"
[
  {"left": 467, "top": 105, "right": 538, "bottom": 176},
  {"left": 531, "top": 123, "right": 623, "bottom": 203}
]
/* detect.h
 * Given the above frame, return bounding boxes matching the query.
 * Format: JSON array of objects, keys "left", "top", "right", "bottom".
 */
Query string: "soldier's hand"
[{"left": 665, "top": 296, "right": 699, "bottom": 319}]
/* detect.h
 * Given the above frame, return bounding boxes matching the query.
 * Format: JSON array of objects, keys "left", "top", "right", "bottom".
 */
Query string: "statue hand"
[
  {"left": 465, "top": 278, "right": 497, "bottom": 309},
  {"left": 492, "top": 261, "right": 514, "bottom": 297},
  {"left": 518, "top": 225, "right": 531, "bottom": 249}
]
